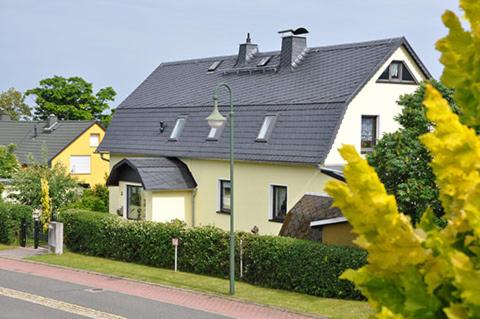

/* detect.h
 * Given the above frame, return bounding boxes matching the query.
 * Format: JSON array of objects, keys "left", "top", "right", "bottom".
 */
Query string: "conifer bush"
[
  {"left": 325, "top": 1, "right": 480, "bottom": 317},
  {"left": 0, "top": 202, "right": 32, "bottom": 244}
]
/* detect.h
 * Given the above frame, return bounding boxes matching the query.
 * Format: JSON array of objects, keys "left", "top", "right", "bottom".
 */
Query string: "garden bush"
[
  {"left": 0, "top": 202, "right": 33, "bottom": 244},
  {"left": 60, "top": 209, "right": 366, "bottom": 299}
]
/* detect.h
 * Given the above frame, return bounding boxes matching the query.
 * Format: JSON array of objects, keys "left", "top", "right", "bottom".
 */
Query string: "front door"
[{"left": 126, "top": 185, "right": 145, "bottom": 220}]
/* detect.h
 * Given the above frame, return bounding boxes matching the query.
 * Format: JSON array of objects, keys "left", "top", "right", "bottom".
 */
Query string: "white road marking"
[{"left": 0, "top": 286, "right": 127, "bottom": 319}]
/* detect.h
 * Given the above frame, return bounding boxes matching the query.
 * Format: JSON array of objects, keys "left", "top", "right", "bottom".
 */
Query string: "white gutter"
[{"left": 310, "top": 216, "right": 347, "bottom": 227}]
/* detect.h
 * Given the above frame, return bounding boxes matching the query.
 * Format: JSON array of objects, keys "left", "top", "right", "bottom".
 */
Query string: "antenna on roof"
[{"left": 246, "top": 33, "right": 251, "bottom": 43}]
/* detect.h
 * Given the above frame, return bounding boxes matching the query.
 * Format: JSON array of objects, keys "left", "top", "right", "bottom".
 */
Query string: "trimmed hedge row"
[
  {"left": 60, "top": 209, "right": 366, "bottom": 299},
  {"left": 0, "top": 202, "right": 33, "bottom": 244}
]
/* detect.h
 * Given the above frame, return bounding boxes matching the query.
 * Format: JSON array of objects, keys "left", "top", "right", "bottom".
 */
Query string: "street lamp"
[{"left": 206, "top": 82, "right": 235, "bottom": 295}]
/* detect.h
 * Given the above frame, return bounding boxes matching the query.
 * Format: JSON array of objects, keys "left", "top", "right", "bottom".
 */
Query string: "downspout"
[
  {"left": 100, "top": 152, "right": 110, "bottom": 162},
  {"left": 191, "top": 188, "right": 197, "bottom": 227}
]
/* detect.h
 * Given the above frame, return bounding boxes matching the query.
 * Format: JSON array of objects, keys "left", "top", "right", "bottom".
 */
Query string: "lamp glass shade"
[{"left": 206, "top": 102, "right": 226, "bottom": 129}]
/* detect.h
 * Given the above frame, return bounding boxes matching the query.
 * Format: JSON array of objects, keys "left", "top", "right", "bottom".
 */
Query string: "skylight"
[
  {"left": 257, "top": 115, "right": 276, "bottom": 141},
  {"left": 257, "top": 56, "right": 272, "bottom": 67},
  {"left": 169, "top": 117, "right": 186, "bottom": 140},
  {"left": 206, "top": 122, "right": 225, "bottom": 141},
  {"left": 208, "top": 127, "right": 217, "bottom": 139},
  {"left": 208, "top": 60, "right": 222, "bottom": 72}
]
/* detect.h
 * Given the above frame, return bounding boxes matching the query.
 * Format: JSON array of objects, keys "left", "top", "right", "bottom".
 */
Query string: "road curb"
[{"left": 4, "top": 256, "right": 325, "bottom": 319}]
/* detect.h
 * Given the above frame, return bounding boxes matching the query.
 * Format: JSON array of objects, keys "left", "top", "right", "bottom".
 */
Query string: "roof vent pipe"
[
  {"left": 235, "top": 33, "right": 258, "bottom": 67},
  {"left": 279, "top": 27, "right": 309, "bottom": 68}
]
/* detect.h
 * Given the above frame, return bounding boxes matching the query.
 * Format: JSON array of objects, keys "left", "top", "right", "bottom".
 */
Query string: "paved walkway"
[
  {"left": 0, "top": 257, "right": 320, "bottom": 319},
  {"left": 0, "top": 247, "right": 48, "bottom": 259}
]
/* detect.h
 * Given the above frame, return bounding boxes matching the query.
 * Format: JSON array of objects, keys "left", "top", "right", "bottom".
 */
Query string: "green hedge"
[
  {"left": 60, "top": 209, "right": 366, "bottom": 299},
  {"left": 0, "top": 202, "right": 33, "bottom": 244}
]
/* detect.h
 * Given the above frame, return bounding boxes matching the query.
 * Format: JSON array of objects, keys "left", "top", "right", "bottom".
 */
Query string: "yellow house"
[
  {"left": 98, "top": 31, "right": 430, "bottom": 243},
  {"left": 0, "top": 114, "right": 109, "bottom": 187}
]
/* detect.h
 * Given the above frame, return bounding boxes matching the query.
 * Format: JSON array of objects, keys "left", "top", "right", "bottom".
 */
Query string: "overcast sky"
[{"left": 1, "top": 0, "right": 460, "bottom": 107}]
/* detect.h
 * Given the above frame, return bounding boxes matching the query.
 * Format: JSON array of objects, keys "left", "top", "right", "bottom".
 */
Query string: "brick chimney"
[
  {"left": 236, "top": 33, "right": 258, "bottom": 67},
  {"left": 279, "top": 28, "right": 308, "bottom": 68}
]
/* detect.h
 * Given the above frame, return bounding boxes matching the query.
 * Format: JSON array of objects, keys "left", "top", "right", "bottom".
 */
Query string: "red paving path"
[{"left": 0, "top": 257, "right": 320, "bottom": 319}]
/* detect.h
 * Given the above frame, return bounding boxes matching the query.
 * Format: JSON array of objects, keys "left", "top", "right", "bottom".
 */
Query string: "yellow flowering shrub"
[
  {"left": 325, "top": 2, "right": 480, "bottom": 318},
  {"left": 40, "top": 177, "right": 52, "bottom": 232}
]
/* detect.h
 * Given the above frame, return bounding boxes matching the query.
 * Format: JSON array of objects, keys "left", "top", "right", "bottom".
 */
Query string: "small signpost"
[{"left": 172, "top": 238, "right": 179, "bottom": 272}]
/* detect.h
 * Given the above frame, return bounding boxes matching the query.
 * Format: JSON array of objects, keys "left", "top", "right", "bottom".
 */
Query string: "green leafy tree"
[
  {"left": 0, "top": 88, "right": 31, "bottom": 120},
  {"left": 368, "top": 80, "right": 456, "bottom": 224},
  {"left": 9, "top": 160, "right": 79, "bottom": 215},
  {"left": 68, "top": 184, "right": 109, "bottom": 212},
  {"left": 325, "top": 1, "right": 480, "bottom": 318},
  {"left": 26, "top": 76, "right": 116, "bottom": 125},
  {"left": 0, "top": 144, "right": 19, "bottom": 178}
]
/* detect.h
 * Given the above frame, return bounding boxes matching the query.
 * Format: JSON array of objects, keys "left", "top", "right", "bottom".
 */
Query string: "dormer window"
[
  {"left": 169, "top": 117, "right": 186, "bottom": 140},
  {"left": 256, "top": 115, "right": 277, "bottom": 142},
  {"left": 207, "top": 60, "right": 222, "bottom": 72},
  {"left": 378, "top": 61, "right": 417, "bottom": 84}
]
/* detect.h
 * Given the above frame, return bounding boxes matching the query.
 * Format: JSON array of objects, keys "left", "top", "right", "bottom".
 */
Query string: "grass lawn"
[
  {"left": 0, "top": 244, "right": 15, "bottom": 251},
  {"left": 29, "top": 252, "right": 372, "bottom": 319}
]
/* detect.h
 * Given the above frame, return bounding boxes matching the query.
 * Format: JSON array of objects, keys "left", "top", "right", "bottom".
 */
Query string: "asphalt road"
[{"left": 0, "top": 269, "right": 232, "bottom": 319}]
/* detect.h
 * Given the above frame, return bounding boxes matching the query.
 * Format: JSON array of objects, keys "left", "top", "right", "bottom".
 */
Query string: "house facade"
[
  {"left": 99, "top": 30, "right": 430, "bottom": 236},
  {"left": 0, "top": 114, "right": 109, "bottom": 187}
]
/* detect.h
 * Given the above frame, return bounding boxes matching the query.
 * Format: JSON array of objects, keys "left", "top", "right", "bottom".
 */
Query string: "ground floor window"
[
  {"left": 361, "top": 115, "right": 378, "bottom": 153},
  {"left": 219, "top": 180, "right": 231, "bottom": 213},
  {"left": 127, "top": 185, "right": 145, "bottom": 220},
  {"left": 271, "top": 185, "right": 287, "bottom": 221}
]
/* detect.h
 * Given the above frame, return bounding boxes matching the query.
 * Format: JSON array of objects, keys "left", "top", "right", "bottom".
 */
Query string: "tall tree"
[
  {"left": 367, "top": 80, "right": 457, "bottom": 224},
  {"left": 0, "top": 144, "right": 19, "bottom": 178},
  {"left": 26, "top": 76, "right": 116, "bottom": 123},
  {"left": 0, "top": 88, "right": 31, "bottom": 120}
]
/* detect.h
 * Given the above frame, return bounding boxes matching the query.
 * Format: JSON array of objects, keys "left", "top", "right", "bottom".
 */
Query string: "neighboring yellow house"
[
  {"left": 99, "top": 30, "right": 431, "bottom": 243},
  {"left": 0, "top": 114, "right": 109, "bottom": 187}
]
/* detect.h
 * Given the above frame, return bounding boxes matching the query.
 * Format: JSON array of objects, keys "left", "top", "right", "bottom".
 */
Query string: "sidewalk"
[
  {"left": 0, "top": 257, "right": 321, "bottom": 319},
  {"left": 0, "top": 247, "right": 48, "bottom": 259}
]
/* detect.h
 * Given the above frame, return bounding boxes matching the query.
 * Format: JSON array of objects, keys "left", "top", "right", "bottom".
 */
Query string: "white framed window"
[
  {"left": 256, "top": 115, "right": 276, "bottom": 141},
  {"left": 378, "top": 61, "right": 417, "bottom": 83},
  {"left": 208, "top": 127, "right": 217, "bottom": 139},
  {"left": 206, "top": 122, "right": 225, "bottom": 141},
  {"left": 361, "top": 115, "right": 378, "bottom": 153},
  {"left": 89, "top": 133, "right": 100, "bottom": 147},
  {"left": 270, "top": 185, "right": 287, "bottom": 221},
  {"left": 170, "top": 117, "right": 186, "bottom": 140},
  {"left": 70, "top": 155, "right": 91, "bottom": 174},
  {"left": 218, "top": 180, "right": 231, "bottom": 213}
]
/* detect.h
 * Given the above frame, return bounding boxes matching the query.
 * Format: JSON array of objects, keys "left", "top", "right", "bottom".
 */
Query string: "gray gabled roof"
[
  {"left": 99, "top": 37, "right": 430, "bottom": 164},
  {"left": 106, "top": 157, "right": 197, "bottom": 191},
  {"left": 0, "top": 119, "right": 97, "bottom": 164}
]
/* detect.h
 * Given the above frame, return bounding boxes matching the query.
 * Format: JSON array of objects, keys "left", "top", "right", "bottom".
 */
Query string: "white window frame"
[
  {"left": 89, "top": 133, "right": 100, "bottom": 147},
  {"left": 360, "top": 115, "right": 379, "bottom": 154},
  {"left": 169, "top": 117, "right": 187, "bottom": 140},
  {"left": 256, "top": 115, "right": 276, "bottom": 141},
  {"left": 70, "top": 155, "right": 91, "bottom": 174},
  {"left": 269, "top": 183, "right": 288, "bottom": 221},
  {"left": 217, "top": 178, "right": 231, "bottom": 214}
]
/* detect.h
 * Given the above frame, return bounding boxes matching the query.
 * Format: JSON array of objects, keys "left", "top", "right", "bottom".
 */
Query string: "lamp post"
[{"left": 206, "top": 82, "right": 235, "bottom": 295}]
